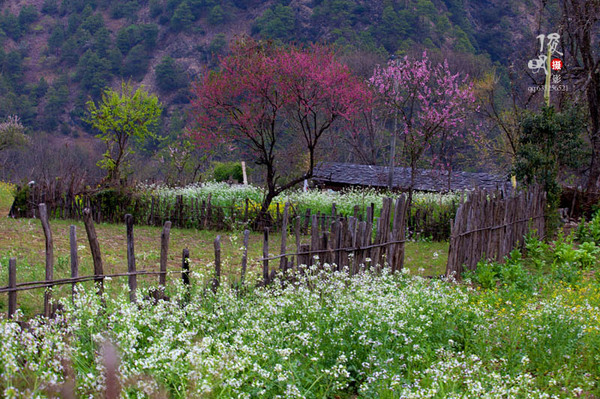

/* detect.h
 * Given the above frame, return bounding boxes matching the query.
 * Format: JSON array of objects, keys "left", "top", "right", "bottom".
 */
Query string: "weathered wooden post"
[
  {"left": 295, "top": 216, "right": 301, "bottom": 267},
  {"left": 303, "top": 209, "right": 311, "bottom": 234},
  {"left": 159, "top": 221, "right": 172, "bottom": 295},
  {"left": 70, "top": 225, "right": 78, "bottom": 302},
  {"left": 263, "top": 228, "right": 269, "bottom": 285},
  {"left": 83, "top": 208, "right": 104, "bottom": 296},
  {"left": 182, "top": 248, "right": 190, "bottom": 287},
  {"left": 8, "top": 258, "right": 16, "bottom": 319},
  {"left": 310, "top": 214, "right": 319, "bottom": 266},
  {"left": 279, "top": 202, "right": 290, "bottom": 272},
  {"left": 213, "top": 236, "right": 221, "bottom": 293},
  {"left": 39, "top": 203, "right": 54, "bottom": 318},
  {"left": 240, "top": 229, "right": 250, "bottom": 285},
  {"left": 125, "top": 214, "right": 137, "bottom": 303},
  {"left": 298, "top": 244, "right": 310, "bottom": 271}
]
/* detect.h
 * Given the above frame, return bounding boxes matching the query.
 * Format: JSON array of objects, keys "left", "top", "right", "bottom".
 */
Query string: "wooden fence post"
[
  {"left": 206, "top": 195, "right": 213, "bottom": 229},
  {"left": 279, "top": 202, "right": 290, "bottom": 272},
  {"left": 295, "top": 216, "right": 301, "bottom": 266},
  {"left": 391, "top": 196, "right": 407, "bottom": 272},
  {"left": 125, "top": 214, "right": 137, "bottom": 303},
  {"left": 182, "top": 248, "right": 190, "bottom": 287},
  {"left": 356, "top": 221, "right": 366, "bottom": 273},
  {"left": 70, "top": 225, "right": 78, "bottom": 302},
  {"left": 310, "top": 214, "right": 319, "bottom": 266},
  {"left": 244, "top": 198, "right": 249, "bottom": 222},
  {"left": 8, "top": 258, "right": 16, "bottom": 319},
  {"left": 213, "top": 236, "right": 221, "bottom": 293},
  {"left": 240, "top": 229, "right": 250, "bottom": 285},
  {"left": 330, "top": 220, "right": 340, "bottom": 269},
  {"left": 39, "top": 203, "right": 54, "bottom": 318},
  {"left": 159, "top": 221, "right": 172, "bottom": 294},
  {"left": 83, "top": 208, "right": 104, "bottom": 296},
  {"left": 263, "top": 228, "right": 269, "bottom": 285},
  {"left": 303, "top": 209, "right": 310, "bottom": 234},
  {"left": 298, "top": 244, "right": 310, "bottom": 270}
]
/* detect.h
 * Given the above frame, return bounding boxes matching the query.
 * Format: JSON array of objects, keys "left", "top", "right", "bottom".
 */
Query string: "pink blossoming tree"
[
  {"left": 190, "top": 38, "right": 369, "bottom": 221},
  {"left": 370, "top": 52, "right": 477, "bottom": 201}
]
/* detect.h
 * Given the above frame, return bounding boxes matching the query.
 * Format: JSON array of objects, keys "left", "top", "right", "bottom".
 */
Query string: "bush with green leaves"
[
  {"left": 514, "top": 106, "right": 587, "bottom": 235},
  {"left": 576, "top": 209, "right": 600, "bottom": 244},
  {"left": 211, "top": 161, "right": 243, "bottom": 183}
]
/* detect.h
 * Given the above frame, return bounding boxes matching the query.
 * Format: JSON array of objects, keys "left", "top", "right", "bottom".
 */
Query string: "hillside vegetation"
[{"left": 0, "top": 0, "right": 536, "bottom": 139}]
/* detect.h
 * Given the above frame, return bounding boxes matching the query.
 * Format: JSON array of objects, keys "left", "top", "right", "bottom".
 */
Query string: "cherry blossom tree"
[
  {"left": 189, "top": 38, "right": 369, "bottom": 221},
  {"left": 370, "top": 52, "right": 477, "bottom": 202}
]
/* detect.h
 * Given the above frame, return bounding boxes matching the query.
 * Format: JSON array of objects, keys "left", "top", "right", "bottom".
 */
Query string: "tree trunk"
[
  {"left": 408, "top": 159, "right": 416, "bottom": 208},
  {"left": 256, "top": 190, "right": 276, "bottom": 229},
  {"left": 586, "top": 75, "right": 600, "bottom": 192}
]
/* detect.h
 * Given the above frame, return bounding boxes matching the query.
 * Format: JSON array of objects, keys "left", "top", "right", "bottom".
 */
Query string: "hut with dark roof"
[{"left": 311, "top": 162, "right": 511, "bottom": 193}]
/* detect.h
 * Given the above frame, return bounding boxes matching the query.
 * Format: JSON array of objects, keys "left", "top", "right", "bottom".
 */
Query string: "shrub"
[
  {"left": 576, "top": 209, "right": 600, "bottom": 244},
  {"left": 212, "top": 161, "right": 243, "bottom": 183}
]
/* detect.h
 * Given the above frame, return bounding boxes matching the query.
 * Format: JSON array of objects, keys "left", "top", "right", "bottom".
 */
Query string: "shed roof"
[{"left": 312, "top": 162, "right": 510, "bottom": 192}]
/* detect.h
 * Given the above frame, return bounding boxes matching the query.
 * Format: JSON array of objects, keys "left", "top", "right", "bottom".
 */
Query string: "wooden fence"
[
  {"left": 1, "top": 197, "right": 408, "bottom": 319},
  {"left": 445, "top": 186, "right": 546, "bottom": 278},
  {"left": 9, "top": 182, "right": 453, "bottom": 239}
]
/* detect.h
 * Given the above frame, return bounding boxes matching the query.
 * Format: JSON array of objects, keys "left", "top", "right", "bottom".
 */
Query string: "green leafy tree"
[
  {"left": 150, "top": 0, "right": 163, "bottom": 18},
  {"left": 121, "top": 44, "right": 150, "bottom": 80},
  {"left": 208, "top": 5, "right": 226, "bottom": 25},
  {"left": 253, "top": 4, "right": 295, "bottom": 40},
  {"left": 18, "top": 5, "right": 39, "bottom": 27},
  {"left": 77, "top": 50, "right": 111, "bottom": 96},
  {"left": 0, "top": 12, "right": 22, "bottom": 40},
  {"left": 41, "top": 0, "right": 59, "bottom": 15},
  {"left": 85, "top": 82, "right": 162, "bottom": 185},
  {"left": 514, "top": 106, "right": 587, "bottom": 233},
  {"left": 170, "top": 1, "right": 193, "bottom": 32},
  {"left": 155, "top": 56, "right": 187, "bottom": 92},
  {"left": 47, "top": 24, "right": 65, "bottom": 52}
]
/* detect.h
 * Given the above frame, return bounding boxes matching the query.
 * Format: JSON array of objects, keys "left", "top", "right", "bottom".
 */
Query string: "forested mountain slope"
[{"left": 0, "top": 0, "right": 545, "bottom": 139}]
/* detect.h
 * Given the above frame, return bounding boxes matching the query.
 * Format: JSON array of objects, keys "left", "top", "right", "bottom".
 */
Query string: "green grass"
[{"left": 0, "top": 181, "right": 15, "bottom": 215}]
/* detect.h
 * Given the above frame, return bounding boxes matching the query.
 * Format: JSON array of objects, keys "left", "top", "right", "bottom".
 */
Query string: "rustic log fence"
[
  {"left": 445, "top": 186, "right": 546, "bottom": 278},
  {"left": 2, "top": 196, "right": 409, "bottom": 319},
  {"left": 2, "top": 187, "right": 549, "bottom": 318},
  {"left": 10, "top": 182, "right": 455, "bottom": 239}
]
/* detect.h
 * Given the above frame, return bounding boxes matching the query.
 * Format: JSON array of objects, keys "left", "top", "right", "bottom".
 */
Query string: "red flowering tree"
[
  {"left": 190, "top": 39, "right": 369, "bottom": 220},
  {"left": 369, "top": 52, "right": 477, "bottom": 202}
]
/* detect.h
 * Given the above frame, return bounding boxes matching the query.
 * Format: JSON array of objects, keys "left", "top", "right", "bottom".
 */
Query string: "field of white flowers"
[
  {"left": 139, "top": 182, "right": 460, "bottom": 239},
  {"left": 2, "top": 243, "right": 599, "bottom": 398},
  {"left": 140, "top": 182, "right": 460, "bottom": 214}
]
